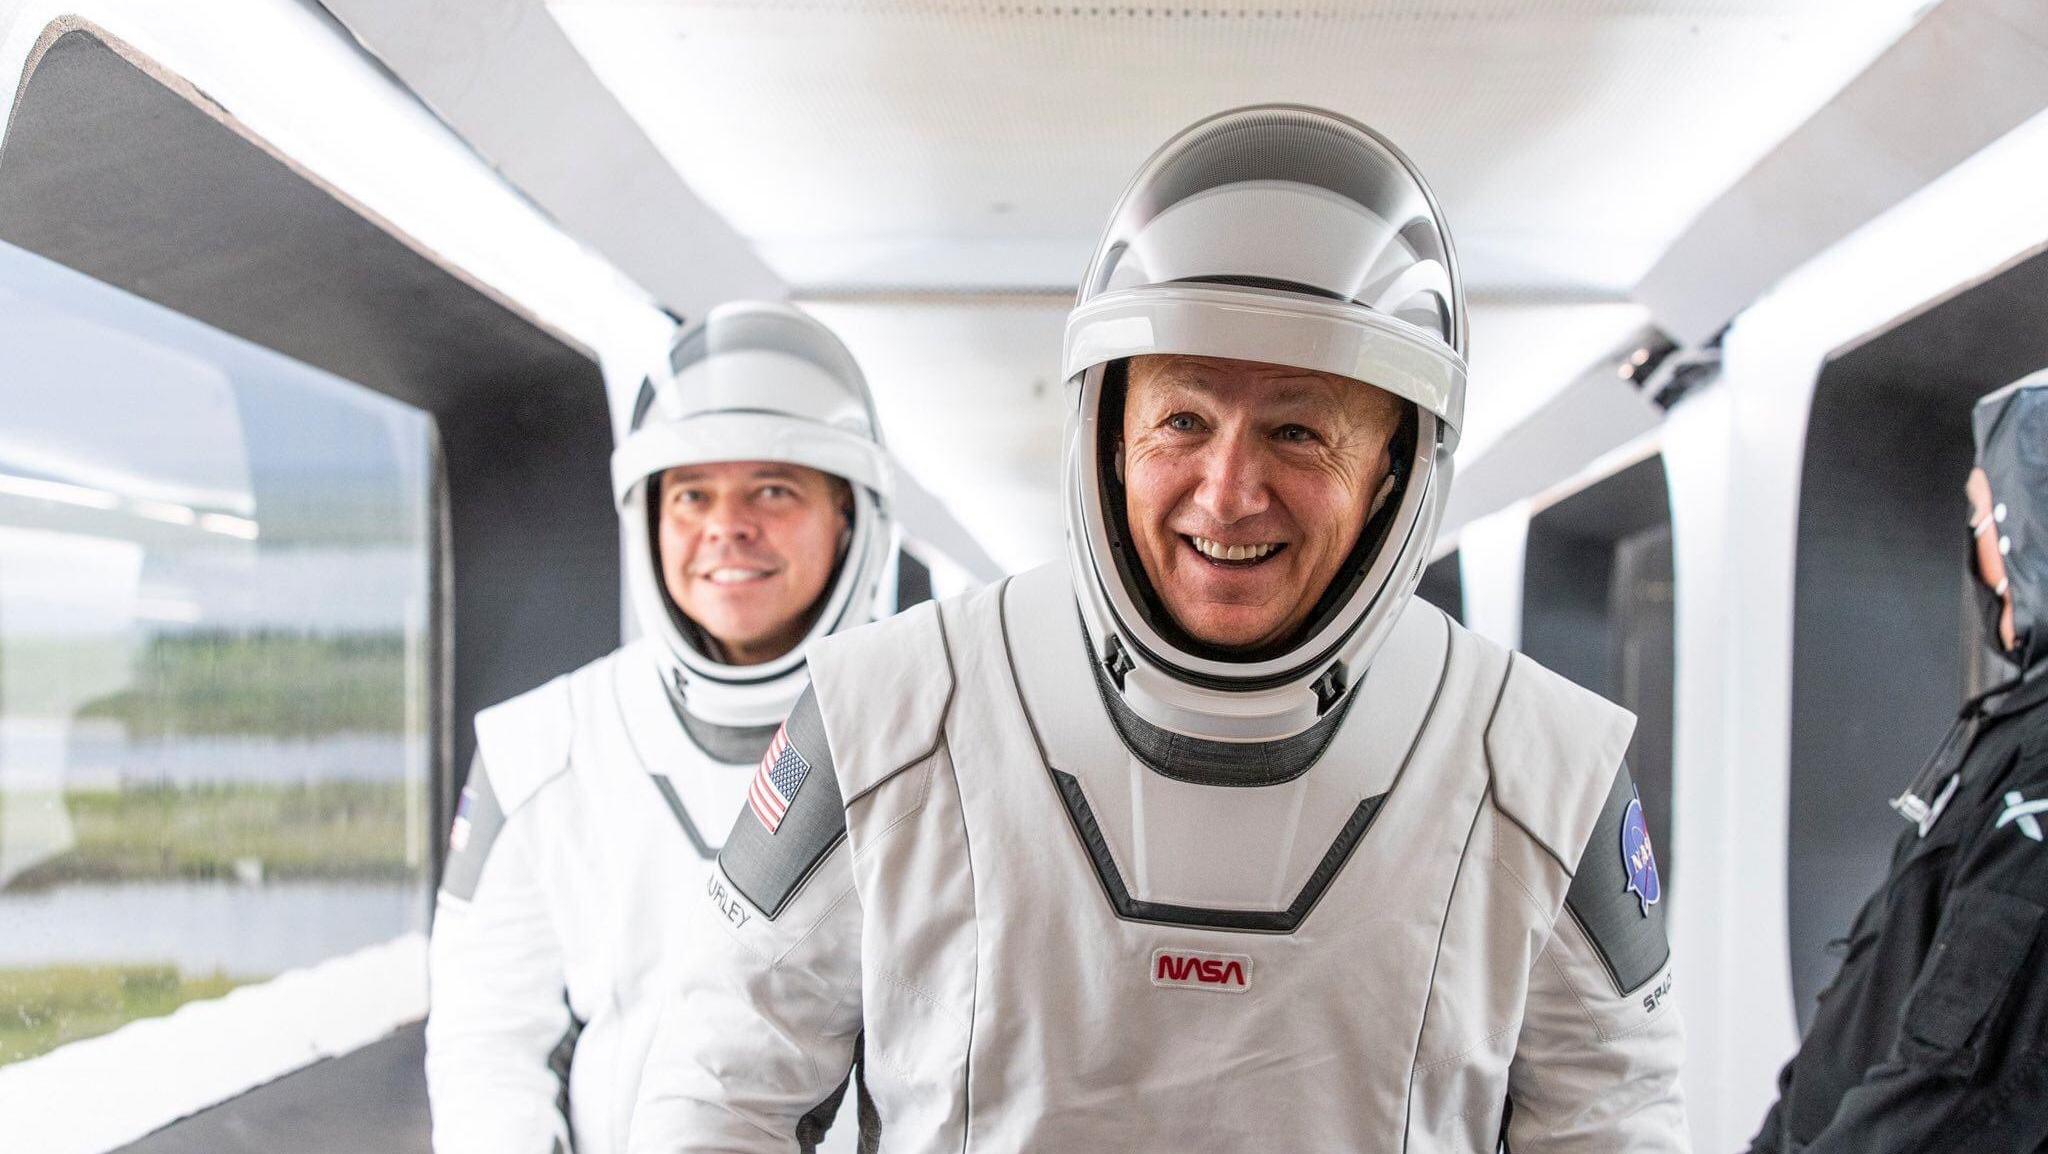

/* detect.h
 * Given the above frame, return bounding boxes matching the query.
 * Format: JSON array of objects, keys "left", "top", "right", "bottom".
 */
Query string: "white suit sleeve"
[
  {"left": 1507, "top": 767, "right": 1689, "bottom": 1151},
  {"left": 425, "top": 758, "right": 576, "bottom": 1154},
  {"left": 630, "top": 688, "right": 865, "bottom": 1154}
]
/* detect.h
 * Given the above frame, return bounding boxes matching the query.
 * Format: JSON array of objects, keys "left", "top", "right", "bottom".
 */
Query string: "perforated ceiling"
[{"left": 550, "top": 0, "right": 1926, "bottom": 295}]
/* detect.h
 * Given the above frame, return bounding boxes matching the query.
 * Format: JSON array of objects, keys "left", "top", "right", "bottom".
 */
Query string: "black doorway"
[
  {"left": 1786, "top": 239, "right": 2048, "bottom": 1029},
  {"left": 1522, "top": 456, "right": 1677, "bottom": 895}
]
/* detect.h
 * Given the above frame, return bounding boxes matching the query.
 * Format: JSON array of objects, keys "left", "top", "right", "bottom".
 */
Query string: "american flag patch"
[
  {"left": 449, "top": 787, "right": 475, "bottom": 852},
  {"left": 748, "top": 725, "right": 811, "bottom": 834}
]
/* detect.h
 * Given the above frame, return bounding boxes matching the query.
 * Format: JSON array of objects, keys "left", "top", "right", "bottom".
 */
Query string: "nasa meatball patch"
[
  {"left": 1621, "top": 791, "right": 1661, "bottom": 914},
  {"left": 1565, "top": 767, "right": 1672, "bottom": 996}
]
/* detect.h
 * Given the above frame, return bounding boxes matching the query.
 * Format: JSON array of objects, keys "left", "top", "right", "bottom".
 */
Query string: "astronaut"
[
  {"left": 1747, "top": 371, "right": 2048, "bottom": 1151},
  {"left": 630, "top": 106, "right": 1688, "bottom": 1152},
  {"left": 425, "top": 302, "right": 895, "bottom": 1154}
]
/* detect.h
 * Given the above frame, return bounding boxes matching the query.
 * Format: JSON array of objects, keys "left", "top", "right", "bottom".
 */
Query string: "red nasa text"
[{"left": 1151, "top": 949, "right": 1252, "bottom": 993}]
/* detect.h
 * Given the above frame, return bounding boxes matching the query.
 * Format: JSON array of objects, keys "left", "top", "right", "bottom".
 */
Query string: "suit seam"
[
  {"left": 875, "top": 965, "right": 958, "bottom": 1022},
  {"left": 770, "top": 848, "right": 861, "bottom": 967},
  {"left": 1400, "top": 783, "right": 1493, "bottom": 1150},
  {"left": 490, "top": 784, "right": 569, "bottom": 952},
  {"left": 1487, "top": 654, "right": 1577, "bottom": 878},
  {"left": 1559, "top": 892, "right": 1646, "bottom": 998},
  {"left": 1493, "top": 801, "right": 1557, "bottom": 921},
  {"left": 856, "top": 757, "right": 938, "bottom": 854},
  {"left": 754, "top": 824, "right": 852, "bottom": 922},
  {"left": 1406, "top": 807, "right": 1543, "bottom": 1075},
  {"left": 839, "top": 602, "right": 959, "bottom": 808},
  {"left": 1496, "top": 803, "right": 1573, "bottom": 876},
  {"left": 958, "top": 586, "right": 1004, "bottom": 1154},
  {"left": 610, "top": 657, "right": 723, "bottom": 860},
  {"left": 1398, "top": 640, "right": 1507, "bottom": 1152},
  {"left": 839, "top": 776, "right": 933, "bottom": 874},
  {"left": 1415, "top": 1020, "right": 1518, "bottom": 1073},
  {"left": 1545, "top": 916, "right": 1615, "bottom": 1043}
]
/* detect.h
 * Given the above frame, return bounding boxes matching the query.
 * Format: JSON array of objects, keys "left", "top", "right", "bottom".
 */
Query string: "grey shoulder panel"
[
  {"left": 440, "top": 752, "right": 509, "bottom": 902},
  {"left": 1564, "top": 765, "right": 1672, "bottom": 995},
  {"left": 718, "top": 687, "right": 848, "bottom": 920}
]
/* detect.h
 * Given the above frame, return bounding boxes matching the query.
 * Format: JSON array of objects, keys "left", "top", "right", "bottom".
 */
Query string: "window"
[{"left": 0, "top": 240, "right": 436, "bottom": 1065}]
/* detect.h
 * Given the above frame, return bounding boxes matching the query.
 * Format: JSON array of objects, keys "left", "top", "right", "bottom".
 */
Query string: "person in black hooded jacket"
[{"left": 1747, "top": 369, "right": 2048, "bottom": 1153}]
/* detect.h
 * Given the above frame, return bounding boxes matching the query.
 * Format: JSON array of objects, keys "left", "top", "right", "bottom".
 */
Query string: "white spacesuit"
[
  {"left": 631, "top": 107, "right": 1688, "bottom": 1152},
  {"left": 425, "top": 302, "right": 895, "bottom": 1154}
]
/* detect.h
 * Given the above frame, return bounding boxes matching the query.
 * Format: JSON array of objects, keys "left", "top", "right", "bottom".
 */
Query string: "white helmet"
[
  {"left": 1061, "top": 105, "right": 1468, "bottom": 743},
  {"left": 613, "top": 301, "right": 895, "bottom": 728}
]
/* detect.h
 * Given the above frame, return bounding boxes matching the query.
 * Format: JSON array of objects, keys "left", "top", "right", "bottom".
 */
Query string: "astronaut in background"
[
  {"left": 630, "top": 106, "right": 1687, "bottom": 1152},
  {"left": 1748, "top": 370, "right": 2048, "bottom": 1152},
  {"left": 426, "top": 302, "right": 893, "bottom": 1154}
]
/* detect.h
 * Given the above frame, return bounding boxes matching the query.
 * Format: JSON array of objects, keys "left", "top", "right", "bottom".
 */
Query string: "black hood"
[{"left": 1973, "top": 370, "right": 2048, "bottom": 669}]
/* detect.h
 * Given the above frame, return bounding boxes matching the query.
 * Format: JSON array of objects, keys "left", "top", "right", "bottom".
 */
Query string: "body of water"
[
  {"left": 0, "top": 880, "right": 427, "bottom": 976},
  {"left": 3, "top": 719, "right": 417, "bottom": 788}
]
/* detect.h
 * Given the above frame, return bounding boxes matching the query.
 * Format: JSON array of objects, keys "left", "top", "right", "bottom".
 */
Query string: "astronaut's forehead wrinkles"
[
  {"left": 667, "top": 462, "right": 809, "bottom": 482},
  {"left": 1138, "top": 358, "right": 1349, "bottom": 410}
]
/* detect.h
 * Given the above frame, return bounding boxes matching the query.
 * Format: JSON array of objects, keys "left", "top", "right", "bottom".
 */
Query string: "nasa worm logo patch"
[
  {"left": 1151, "top": 948, "right": 1252, "bottom": 993},
  {"left": 1621, "top": 792, "right": 1661, "bottom": 916}
]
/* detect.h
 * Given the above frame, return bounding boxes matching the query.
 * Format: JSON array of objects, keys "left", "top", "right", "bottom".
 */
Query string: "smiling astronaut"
[{"left": 630, "top": 106, "right": 1689, "bottom": 1154}]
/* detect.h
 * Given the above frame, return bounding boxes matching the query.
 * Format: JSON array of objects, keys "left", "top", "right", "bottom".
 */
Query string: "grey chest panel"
[
  {"left": 997, "top": 570, "right": 1455, "bottom": 936},
  {"left": 1050, "top": 768, "right": 1389, "bottom": 933}
]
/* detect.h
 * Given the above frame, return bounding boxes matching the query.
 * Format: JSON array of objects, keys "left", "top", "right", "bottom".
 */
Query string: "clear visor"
[
  {"left": 614, "top": 300, "right": 895, "bottom": 703},
  {"left": 1072, "top": 355, "right": 1444, "bottom": 687}
]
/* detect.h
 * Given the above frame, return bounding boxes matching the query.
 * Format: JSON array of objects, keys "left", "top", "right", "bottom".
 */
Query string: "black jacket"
[{"left": 1748, "top": 669, "right": 2048, "bottom": 1153}]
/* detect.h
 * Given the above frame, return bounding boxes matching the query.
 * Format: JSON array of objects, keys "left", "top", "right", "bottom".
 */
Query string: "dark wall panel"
[
  {"left": 1788, "top": 240, "right": 2048, "bottom": 1029},
  {"left": 0, "top": 22, "right": 622, "bottom": 1146},
  {"left": 1524, "top": 457, "right": 1675, "bottom": 889},
  {"left": 1522, "top": 530, "right": 1615, "bottom": 698},
  {"left": 0, "top": 22, "right": 620, "bottom": 853},
  {"left": 1613, "top": 523, "right": 1676, "bottom": 886},
  {"left": 1417, "top": 552, "right": 1464, "bottom": 624}
]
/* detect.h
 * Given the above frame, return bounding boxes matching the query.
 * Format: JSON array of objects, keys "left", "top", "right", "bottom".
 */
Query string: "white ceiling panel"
[
  {"left": 802, "top": 297, "right": 1071, "bottom": 571},
  {"left": 551, "top": 0, "right": 1926, "bottom": 295}
]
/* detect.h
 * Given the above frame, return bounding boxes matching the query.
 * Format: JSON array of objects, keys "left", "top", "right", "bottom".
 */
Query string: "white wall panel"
[{"left": 1662, "top": 102, "right": 2048, "bottom": 1153}]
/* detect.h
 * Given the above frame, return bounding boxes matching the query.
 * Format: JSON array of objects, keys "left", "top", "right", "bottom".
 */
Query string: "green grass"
[
  {"left": 73, "top": 630, "right": 413, "bottom": 738},
  {"left": 5, "top": 782, "right": 415, "bottom": 889},
  {"left": 0, "top": 965, "right": 245, "bottom": 1065}
]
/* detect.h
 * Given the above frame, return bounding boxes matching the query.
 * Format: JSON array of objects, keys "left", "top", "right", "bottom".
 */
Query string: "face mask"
[
  {"left": 1971, "top": 377, "right": 2048, "bottom": 676},
  {"left": 1975, "top": 567, "right": 2012, "bottom": 658},
  {"left": 1968, "top": 505, "right": 2016, "bottom": 658}
]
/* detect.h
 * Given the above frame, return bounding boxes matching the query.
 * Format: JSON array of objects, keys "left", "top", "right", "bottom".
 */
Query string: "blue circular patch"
[{"left": 1621, "top": 794, "right": 1661, "bottom": 915}]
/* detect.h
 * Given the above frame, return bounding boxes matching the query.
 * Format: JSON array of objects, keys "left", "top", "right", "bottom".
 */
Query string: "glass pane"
[{"left": 0, "top": 240, "right": 435, "bottom": 1066}]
